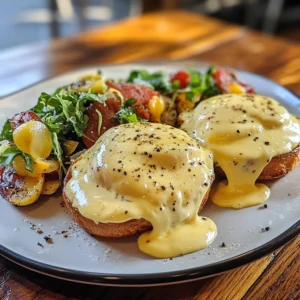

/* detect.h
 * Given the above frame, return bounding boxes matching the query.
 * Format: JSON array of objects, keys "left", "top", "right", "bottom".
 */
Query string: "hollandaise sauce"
[
  {"left": 181, "top": 94, "right": 300, "bottom": 209},
  {"left": 65, "top": 123, "right": 217, "bottom": 258}
]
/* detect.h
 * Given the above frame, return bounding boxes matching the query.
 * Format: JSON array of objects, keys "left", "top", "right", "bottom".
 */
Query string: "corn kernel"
[
  {"left": 13, "top": 120, "right": 52, "bottom": 159},
  {"left": 148, "top": 96, "right": 165, "bottom": 122}
]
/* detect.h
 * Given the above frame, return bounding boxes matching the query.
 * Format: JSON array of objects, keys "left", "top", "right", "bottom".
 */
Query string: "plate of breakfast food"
[{"left": 0, "top": 62, "right": 299, "bottom": 286}]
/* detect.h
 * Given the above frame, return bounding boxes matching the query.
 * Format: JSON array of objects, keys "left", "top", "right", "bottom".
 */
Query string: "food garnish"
[{"left": 0, "top": 65, "right": 256, "bottom": 207}]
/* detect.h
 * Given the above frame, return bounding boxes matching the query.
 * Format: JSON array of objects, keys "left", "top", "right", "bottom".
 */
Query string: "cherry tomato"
[{"left": 170, "top": 70, "right": 190, "bottom": 89}]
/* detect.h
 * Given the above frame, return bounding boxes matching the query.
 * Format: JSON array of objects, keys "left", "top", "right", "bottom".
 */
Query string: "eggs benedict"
[
  {"left": 63, "top": 122, "right": 216, "bottom": 258},
  {"left": 180, "top": 94, "right": 300, "bottom": 209}
]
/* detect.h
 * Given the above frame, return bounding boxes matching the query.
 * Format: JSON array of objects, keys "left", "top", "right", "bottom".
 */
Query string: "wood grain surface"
[{"left": 0, "top": 10, "right": 299, "bottom": 300}]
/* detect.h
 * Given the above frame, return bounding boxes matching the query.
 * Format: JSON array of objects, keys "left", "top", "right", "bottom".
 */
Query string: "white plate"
[{"left": 0, "top": 62, "right": 299, "bottom": 286}]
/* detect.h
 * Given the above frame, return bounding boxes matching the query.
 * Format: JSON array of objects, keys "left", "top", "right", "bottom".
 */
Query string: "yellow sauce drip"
[
  {"left": 65, "top": 123, "right": 217, "bottom": 258},
  {"left": 180, "top": 94, "right": 300, "bottom": 209}
]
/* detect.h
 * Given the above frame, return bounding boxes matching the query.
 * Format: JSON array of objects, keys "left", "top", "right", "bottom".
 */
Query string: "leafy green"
[
  {"left": 125, "top": 67, "right": 220, "bottom": 101},
  {"left": 184, "top": 67, "right": 220, "bottom": 101},
  {"left": 114, "top": 98, "right": 144, "bottom": 124},
  {"left": 126, "top": 70, "right": 174, "bottom": 94},
  {"left": 32, "top": 92, "right": 99, "bottom": 137},
  {"left": 31, "top": 91, "right": 100, "bottom": 174},
  {"left": 0, "top": 120, "right": 13, "bottom": 141},
  {"left": 0, "top": 145, "right": 33, "bottom": 172}
]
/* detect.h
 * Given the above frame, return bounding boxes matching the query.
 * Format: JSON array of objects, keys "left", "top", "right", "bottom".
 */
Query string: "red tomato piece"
[
  {"left": 10, "top": 111, "right": 41, "bottom": 131},
  {"left": 170, "top": 70, "right": 190, "bottom": 89},
  {"left": 0, "top": 165, "right": 25, "bottom": 202},
  {"left": 82, "top": 97, "right": 121, "bottom": 148}
]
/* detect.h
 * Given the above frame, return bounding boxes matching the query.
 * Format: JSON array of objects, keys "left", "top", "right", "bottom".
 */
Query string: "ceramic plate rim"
[
  {"left": 0, "top": 220, "right": 299, "bottom": 286},
  {"left": 0, "top": 62, "right": 299, "bottom": 286}
]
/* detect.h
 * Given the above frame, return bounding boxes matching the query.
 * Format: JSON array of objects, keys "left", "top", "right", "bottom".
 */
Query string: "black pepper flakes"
[
  {"left": 220, "top": 242, "right": 226, "bottom": 248},
  {"left": 37, "top": 242, "right": 44, "bottom": 248},
  {"left": 44, "top": 236, "right": 53, "bottom": 244},
  {"left": 259, "top": 204, "right": 268, "bottom": 209}
]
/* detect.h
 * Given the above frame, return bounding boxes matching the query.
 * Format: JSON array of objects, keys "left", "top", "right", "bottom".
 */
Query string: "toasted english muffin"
[
  {"left": 214, "top": 144, "right": 300, "bottom": 181},
  {"left": 62, "top": 159, "right": 213, "bottom": 239}
]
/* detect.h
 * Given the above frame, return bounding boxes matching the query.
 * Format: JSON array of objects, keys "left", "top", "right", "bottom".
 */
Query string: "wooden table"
[{"left": 0, "top": 10, "right": 299, "bottom": 300}]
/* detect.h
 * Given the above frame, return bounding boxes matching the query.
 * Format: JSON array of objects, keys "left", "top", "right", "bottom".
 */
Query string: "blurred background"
[{"left": 0, "top": 0, "right": 300, "bottom": 50}]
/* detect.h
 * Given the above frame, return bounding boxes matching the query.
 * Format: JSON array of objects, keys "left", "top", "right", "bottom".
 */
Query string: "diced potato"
[
  {"left": 63, "top": 140, "right": 79, "bottom": 156},
  {"left": 42, "top": 180, "right": 60, "bottom": 195},
  {"left": 13, "top": 156, "right": 59, "bottom": 177},
  {"left": 13, "top": 120, "right": 52, "bottom": 159},
  {"left": 9, "top": 175, "right": 44, "bottom": 206},
  {"left": 175, "top": 93, "right": 196, "bottom": 114},
  {"left": 34, "top": 159, "right": 59, "bottom": 174}
]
